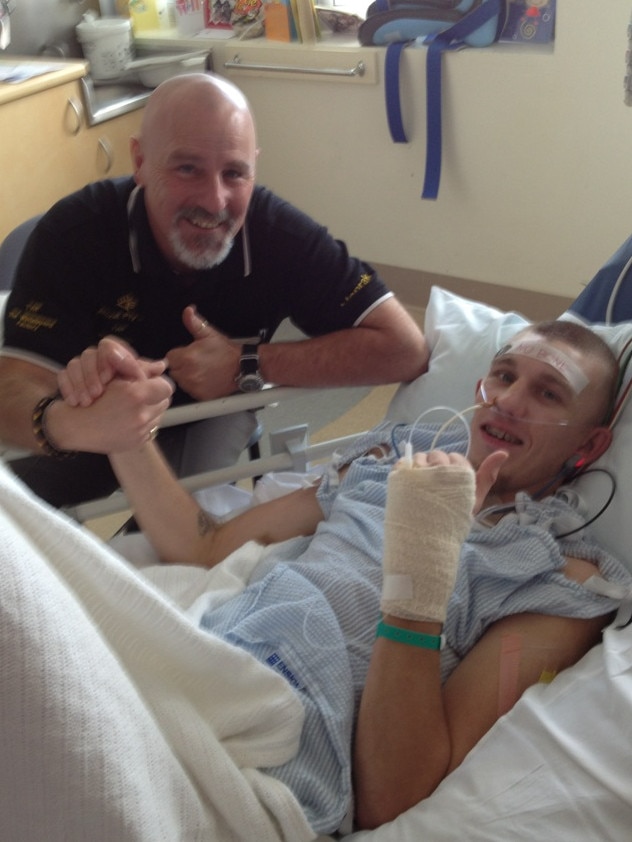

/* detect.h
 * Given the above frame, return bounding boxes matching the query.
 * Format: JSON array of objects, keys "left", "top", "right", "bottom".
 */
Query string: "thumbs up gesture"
[{"left": 166, "top": 306, "right": 241, "bottom": 400}]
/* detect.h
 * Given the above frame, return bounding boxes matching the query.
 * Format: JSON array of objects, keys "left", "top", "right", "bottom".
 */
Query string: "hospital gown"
[{"left": 199, "top": 421, "right": 632, "bottom": 834}]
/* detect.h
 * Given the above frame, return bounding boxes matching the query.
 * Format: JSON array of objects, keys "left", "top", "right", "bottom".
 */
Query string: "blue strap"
[
  {"left": 423, "top": 0, "right": 502, "bottom": 199},
  {"left": 381, "top": 0, "right": 502, "bottom": 200},
  {"left": 422, "top": 36, "right": 462, "bottom": 199},
  {"left": 385, "top": 41, "right": 409, "bottom": 143}
]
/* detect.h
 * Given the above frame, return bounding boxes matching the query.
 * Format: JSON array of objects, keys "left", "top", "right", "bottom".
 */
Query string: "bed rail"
[{"left": 0, "top": 385, "right": 369, "bottom": 523}]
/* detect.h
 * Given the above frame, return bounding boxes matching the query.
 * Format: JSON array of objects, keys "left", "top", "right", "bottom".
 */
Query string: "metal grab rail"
[{"left": 224, "top": 54, "right": 366, "bottom": 78}]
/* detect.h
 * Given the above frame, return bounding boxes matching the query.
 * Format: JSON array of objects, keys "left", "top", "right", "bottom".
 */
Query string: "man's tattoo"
[{"left": 197, "top": 509, "right": 214, "bottom": 536}]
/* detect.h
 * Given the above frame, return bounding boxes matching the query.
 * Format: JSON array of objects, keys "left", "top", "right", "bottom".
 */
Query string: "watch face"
[
  {"left": 237, "top": 343, "right": 263, "bottom": 392},
  {"left": 238, "top": 373, "right": 265, "bottom": 392}
]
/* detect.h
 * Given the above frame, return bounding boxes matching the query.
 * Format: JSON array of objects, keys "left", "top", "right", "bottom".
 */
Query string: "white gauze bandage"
[{"left": 381, "top": 463, "right": 475, "bottom": 623}]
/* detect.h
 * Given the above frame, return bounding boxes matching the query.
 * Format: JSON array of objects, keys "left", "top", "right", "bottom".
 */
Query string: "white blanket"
[{"left": 0, "top": 462, "right": 315, "bottom": 842}]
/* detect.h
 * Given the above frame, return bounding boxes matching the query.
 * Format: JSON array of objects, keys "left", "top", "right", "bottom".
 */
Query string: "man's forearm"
[
  {"left": 0, "top": 363, "right": 59, "bottom": 451},
  {"left": 257, "top": 298, "right": 427, "bottom": 388},
  {"left": 259, "top": 327, "right": 426, "bottom": 388}
]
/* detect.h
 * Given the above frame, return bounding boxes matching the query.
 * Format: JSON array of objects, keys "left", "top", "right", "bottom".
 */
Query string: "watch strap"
[{"left": 240, "top": 343, "right": 260, "bottom": 376}]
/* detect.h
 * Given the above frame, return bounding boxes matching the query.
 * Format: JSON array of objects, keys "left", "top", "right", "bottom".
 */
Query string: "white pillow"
[{"left": 386, "top": 286, "right": 632, "bottom": 572}]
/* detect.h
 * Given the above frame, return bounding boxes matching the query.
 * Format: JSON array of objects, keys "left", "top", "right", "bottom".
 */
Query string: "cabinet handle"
[
  {"left": 224, "top": 54, "right": 365, "bottom": 78},
  {"left": 97, "top": 136, "right": 113, "bottom": 174},
  {"left": 65, "top": 97, "right": 83, "bottom": 135}
]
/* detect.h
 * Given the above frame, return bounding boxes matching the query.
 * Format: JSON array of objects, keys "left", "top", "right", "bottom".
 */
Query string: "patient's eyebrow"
[
  {"left": 491, "top": 356, "right": 575, "bottom": 401},
  {"left": 535, "top": 370, "right": 575, "bottom": 401}
]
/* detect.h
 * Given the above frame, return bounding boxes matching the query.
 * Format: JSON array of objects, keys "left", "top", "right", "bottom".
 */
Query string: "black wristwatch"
[{"left": 235, "top": 342, "right": 265, "bottom": 392}]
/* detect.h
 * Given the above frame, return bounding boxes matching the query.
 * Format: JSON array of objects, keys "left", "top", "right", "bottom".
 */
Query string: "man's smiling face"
[{"left": 132, "top": 74, "right": 257, "bottom": 272}]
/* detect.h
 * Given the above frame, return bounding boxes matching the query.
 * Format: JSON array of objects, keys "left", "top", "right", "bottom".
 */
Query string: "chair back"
[{"left": 0, "top": 216, "right": 42, "bottom": 291}]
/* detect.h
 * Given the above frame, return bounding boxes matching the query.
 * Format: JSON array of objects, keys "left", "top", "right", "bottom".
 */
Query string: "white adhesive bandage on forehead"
[{"left": 495, "top": 338, "right": 589, "bottom": 394}]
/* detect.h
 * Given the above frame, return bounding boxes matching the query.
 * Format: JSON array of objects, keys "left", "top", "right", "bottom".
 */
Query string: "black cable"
[
  {"left": 555, "top": 467, "right": 617, "bottom": 540},
  {"left": 391, "top": 422, "right": 616, "bottom": 540}
]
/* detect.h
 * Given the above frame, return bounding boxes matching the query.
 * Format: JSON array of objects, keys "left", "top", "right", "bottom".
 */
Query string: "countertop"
[
  {"left": 0, "top": 27, "right": 364, "bottom": 108},
  {"left": 133, "top": 26, "right": 364, "bottom": 53},
  {"left": 0, "top": 57, "right": 88, "bottom": 106}
]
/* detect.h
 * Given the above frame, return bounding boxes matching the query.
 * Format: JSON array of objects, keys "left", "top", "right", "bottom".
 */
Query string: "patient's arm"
[
  {"left": 353, "top": 449, "right": 610, "bottom": 829},
  {"left": 353, "top": 597, "right": 608, "bottom": 829},
  {"left": 109, "top": 442, "right": 324, "bottom": 567}
]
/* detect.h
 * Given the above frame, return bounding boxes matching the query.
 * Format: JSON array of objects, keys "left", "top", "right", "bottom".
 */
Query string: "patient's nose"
[
  {"left": 493, "top": 382, "right": 529, "bottom": 419},
  {"left": 482, "top": 378, "right": 528, "bottom": 420}
]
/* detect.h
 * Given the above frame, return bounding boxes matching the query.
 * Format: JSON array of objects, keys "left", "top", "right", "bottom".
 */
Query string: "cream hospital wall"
[{"left": 212, "top": 0, "right": 632, "bottom": 315}]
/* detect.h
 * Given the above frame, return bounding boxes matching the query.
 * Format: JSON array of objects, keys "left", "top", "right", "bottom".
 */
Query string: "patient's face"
[{"left": 468, "top": 337, "right": 609, "bottom": 500}]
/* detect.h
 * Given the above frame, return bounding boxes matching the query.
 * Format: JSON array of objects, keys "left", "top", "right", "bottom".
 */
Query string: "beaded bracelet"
[
  {"left": 376, "top": 620, "right": 444, "bottom": 650},
  {"left": 32, "top": 393, "right": 75, "bottom": 458}
]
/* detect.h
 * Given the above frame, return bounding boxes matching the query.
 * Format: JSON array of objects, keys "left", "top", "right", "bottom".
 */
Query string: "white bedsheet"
[
  {"left": 117, "top": 482, "right": 632, "bottom": 841},
  {"left": 3, "top": 454, "right": 632, "bottom": 841},
  {"left": 0, "top": 461, "right": 314, "bottom": 842}
]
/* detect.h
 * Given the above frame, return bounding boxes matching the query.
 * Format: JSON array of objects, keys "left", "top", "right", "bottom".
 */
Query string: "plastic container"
[
  {"left": 76, "top": 14, "right": 134, "bottom": 82},
  {"left": 175, "top": 0, "right": 204, "bottom": 36},
  {"left": 126, "top": 49, "right": 208, "bottom": 87}
]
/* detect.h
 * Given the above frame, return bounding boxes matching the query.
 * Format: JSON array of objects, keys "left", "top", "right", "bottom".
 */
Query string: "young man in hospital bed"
[{"left": 32, "top": 312, "right": 631, "bottom": 838}]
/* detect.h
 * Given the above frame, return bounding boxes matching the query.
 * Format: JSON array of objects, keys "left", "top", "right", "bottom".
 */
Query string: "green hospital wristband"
[{"left": 376, "top": 620, "right": 444, "bottom": 650}]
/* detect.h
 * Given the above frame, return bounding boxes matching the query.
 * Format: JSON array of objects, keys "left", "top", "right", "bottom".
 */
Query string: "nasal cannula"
[{"left": 401, "top": 402, "right": 483, "bottom": 467}]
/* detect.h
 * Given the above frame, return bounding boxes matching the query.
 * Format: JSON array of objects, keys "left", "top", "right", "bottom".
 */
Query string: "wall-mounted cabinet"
[{"left": 0, "top": 73, "right": 143, "bottom": 241}]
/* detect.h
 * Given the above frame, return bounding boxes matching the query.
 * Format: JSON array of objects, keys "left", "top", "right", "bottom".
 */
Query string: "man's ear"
[
  {"left": 576, "top": 426, "right": 613, "bottom": 467},
  {"left": 474, "top": 378, "right": 483, "bottom": 400}
]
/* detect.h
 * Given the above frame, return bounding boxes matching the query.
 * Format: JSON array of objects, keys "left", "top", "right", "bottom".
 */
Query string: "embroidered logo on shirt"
[
  {"left": 96, "top": 293, "right": 141, "bottom": 334},
  {"left": 7, "top": 301, "right": 57, "bottom": 332},
  {"left": 340, "top": 272, "right": 373, "bottom": 307}
]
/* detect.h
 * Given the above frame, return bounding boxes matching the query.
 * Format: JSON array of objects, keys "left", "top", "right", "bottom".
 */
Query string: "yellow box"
[{"left": 127, "top": 0, "right": 167, "bottom": 32}]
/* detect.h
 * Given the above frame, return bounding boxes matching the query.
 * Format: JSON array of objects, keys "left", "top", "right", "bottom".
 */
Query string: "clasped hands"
[
  {"left": 54, "top": 307, "right": 240, "bottom": 454},
  {"left": 55, "top": 337, "right": 173, "bottom": 454}
]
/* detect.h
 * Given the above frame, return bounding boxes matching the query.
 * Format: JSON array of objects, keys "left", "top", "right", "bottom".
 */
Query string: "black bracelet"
[{"left": 32, "top": 393, "right": 75, "bottom": 458}]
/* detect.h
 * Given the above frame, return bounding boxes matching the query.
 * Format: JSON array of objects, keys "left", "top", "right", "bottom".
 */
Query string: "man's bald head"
[{"left": 130, "top": 73, "right": 258, "bottom": 272}]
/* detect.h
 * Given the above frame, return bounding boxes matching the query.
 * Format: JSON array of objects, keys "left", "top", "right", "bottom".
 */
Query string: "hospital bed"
[{"left": 2, "top": 270, "right": 632, "bottom": 839}]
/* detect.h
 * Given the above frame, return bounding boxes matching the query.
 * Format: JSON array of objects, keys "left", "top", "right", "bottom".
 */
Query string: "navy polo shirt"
[{"left": 2, "top": 177, "right": 390, "bottom": 405}]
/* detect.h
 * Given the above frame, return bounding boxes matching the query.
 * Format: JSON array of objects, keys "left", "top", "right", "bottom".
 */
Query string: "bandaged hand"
[{"left": 380, "top": 451, "right": 475, "bottom": 624}]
